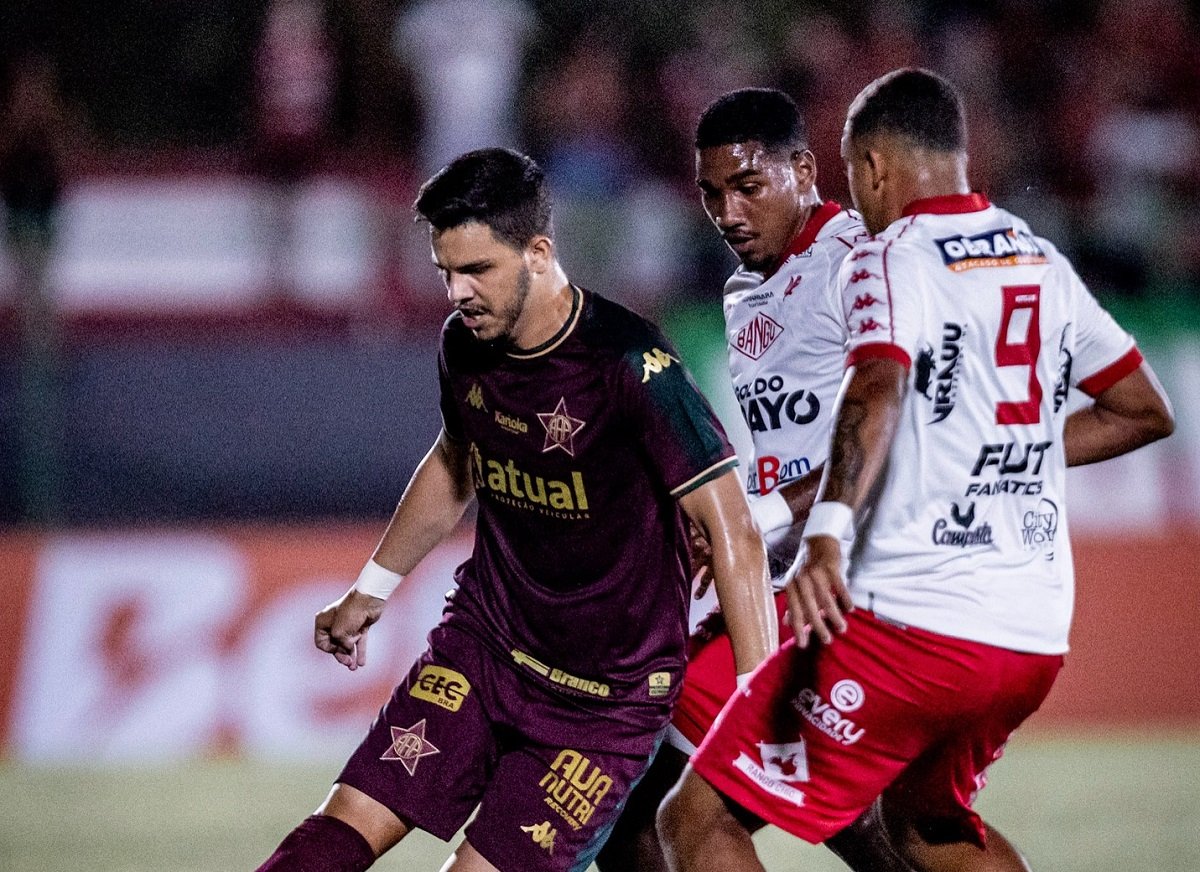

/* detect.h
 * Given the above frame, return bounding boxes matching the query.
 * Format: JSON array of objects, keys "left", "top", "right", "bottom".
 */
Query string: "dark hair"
[
  {"left": 413, "top": 147, "right": 553, "bottom": 248},
  {"left": 695, "top": 88, "right": 808, "bottom": 153},
  {"left": 846, "top": 68, "right": 966, "bottom": 152}
]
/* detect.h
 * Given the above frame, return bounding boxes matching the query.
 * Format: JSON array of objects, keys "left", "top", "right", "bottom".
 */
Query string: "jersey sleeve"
[
  {"left": 840, "top": 237, "right": 923, "bottom": 370},
  {"left": 437, "top": 344, "right": 466, "bottom": 441},
  {"left": 1063, "top": 262, "right": 1141, "bottom": 396},
  {"left": 617, "top": 333, "right": 737, "bottom": 498}
]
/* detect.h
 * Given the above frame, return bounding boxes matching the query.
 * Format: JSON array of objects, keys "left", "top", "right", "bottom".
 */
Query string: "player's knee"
[
  {"left": 316, "top": 783, "right": 409, "bottom": 856},
  {"left": 657, "top": 769, "right": 721, "bottom": 853}
]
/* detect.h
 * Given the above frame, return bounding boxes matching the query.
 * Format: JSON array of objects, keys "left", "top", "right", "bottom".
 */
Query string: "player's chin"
[{"left": 734, "top": 246, "right": 772, "bottom": 273}]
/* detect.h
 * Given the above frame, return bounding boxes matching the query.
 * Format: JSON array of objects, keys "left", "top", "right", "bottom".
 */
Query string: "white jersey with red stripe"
[
  {"left": 841, "top": 193, "right": 1141, "bottom": 654},
  {"left": 724, "top": 202, "right": 868, "bottom": 580}
]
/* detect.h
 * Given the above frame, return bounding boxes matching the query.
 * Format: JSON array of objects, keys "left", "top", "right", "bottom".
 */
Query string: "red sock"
[{"left": 256, "top": 814, "right": 376, "bottom": 871}]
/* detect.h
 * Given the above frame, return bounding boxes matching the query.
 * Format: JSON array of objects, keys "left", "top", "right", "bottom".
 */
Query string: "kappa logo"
[
  {"left": 784, "top": 275, "right": 802, "bottom": 297},
  {"left": 641, "top": 347, "right": 679, "bottom": 382},
  {"left": 848, "top": 269, "right": 880, "bottom": 283},
  {"left": 851, "top": 293, "right": 880, "bottom": 311},
  {"left": 537, "top": 397, "right": 586, "bottom": 456},
  {"left": 409, "top": 665, "right": 471, "bottom": 712},
  {"left": 521, "top": 821, "right": 557, "bottom": 854},
  {"left": 857, "top": 317, "right": 883, "bottom": 334},
  {"left": 733, "top": 312, "right": 785, "bottom": 360},
  {"left": 466, "top": 383, "right": 486, "bottom": 411},
  {"left": 380, "top": 719, "right": 440, "bottom": 775}
]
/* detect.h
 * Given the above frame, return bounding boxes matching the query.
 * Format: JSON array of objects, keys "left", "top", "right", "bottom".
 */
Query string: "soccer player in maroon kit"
[{"left": 254, "top": 148, "right": 777, "bottom": 872}]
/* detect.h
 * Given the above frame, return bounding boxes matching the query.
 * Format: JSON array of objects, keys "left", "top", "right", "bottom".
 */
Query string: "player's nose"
[{"left": 445, "top": 273, "right": 474, "bottom": 304}]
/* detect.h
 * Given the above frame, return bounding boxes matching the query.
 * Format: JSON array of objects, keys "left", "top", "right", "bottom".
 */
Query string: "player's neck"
[
  {"left": 763, "top": 189, "right": 824, "bottom": 269},
  {"left": 895, "top": 155, "right": 970, "bottom": 220},
  {"left": 510, "top": 266, "right": 575, "bottom": 351}
]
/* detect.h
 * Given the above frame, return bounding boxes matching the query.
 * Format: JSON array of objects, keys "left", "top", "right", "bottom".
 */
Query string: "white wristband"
[
  {"left": 352, "top": 559, "right": 405, "bottom": 600},
  {"left": 736, "top": 672, "right": 753, "bottom": 690},
  {"left": 802, "top": 501, "right": 855, "bottom": 541},
  {"left": 750, "top": 490, "right": 793, "bottom": 547}
]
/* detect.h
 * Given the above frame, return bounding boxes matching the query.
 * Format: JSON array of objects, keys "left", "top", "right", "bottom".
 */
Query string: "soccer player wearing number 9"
[{"left": 661, "top": 69, "right": 1175, "bottom": 872}]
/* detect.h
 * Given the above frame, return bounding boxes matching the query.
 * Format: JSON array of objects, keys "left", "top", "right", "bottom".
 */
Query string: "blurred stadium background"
[{"left": 1, "top": 0, "right": 1198, "bottom": 869}]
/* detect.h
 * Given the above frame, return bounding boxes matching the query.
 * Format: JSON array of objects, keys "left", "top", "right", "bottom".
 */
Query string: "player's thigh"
[
  {"left": 465, "top": 737, "right": 663, "bottom": 872},
  {"left": 690, "top": 611, "right": 974, "bottom": 844},
  {"left": 883, "top": 645, "right": 1063, "bottom": 847},
  {"left": 336, "top": 628, "right": 500, "bottom": 842},
  {"left": 671, "top": 591, "right": 791, "bottom": 753}
]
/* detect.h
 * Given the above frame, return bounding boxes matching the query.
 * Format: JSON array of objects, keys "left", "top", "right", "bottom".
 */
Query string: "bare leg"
[
  {"left": 316, "top": 783, "right": 411, "bottom": 856},
  {"left": 896, "top": 819, "right": 1032, "bottom": 872},
  {"left": 658, "top": 766, "right": 766, "bottom": 872},
  {"left": 256, "top": 783, "right": 408, "bottom": 871},
  {"left": 439, "top": 839, "right": 502, "bottom": 872},
  {"left": 825, "top": 796, "right": 919, "bottom": 872}
]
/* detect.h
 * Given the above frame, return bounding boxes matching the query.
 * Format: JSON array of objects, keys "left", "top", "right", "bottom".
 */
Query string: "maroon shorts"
[
  {"left": 691, "top": 610, "right": 1062, "bottom": 845},
  {"left": 671, "top": 591, "right": 792, "bottom": 752},
  {"left": 338, "top": 623, "right": 669, "bottom": 871}
]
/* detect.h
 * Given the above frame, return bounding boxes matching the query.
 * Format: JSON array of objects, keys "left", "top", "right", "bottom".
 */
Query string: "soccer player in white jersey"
[
  {"left": 660, "top": 69, "right": 1175, "bottom": 872},
  {"left": 600, "top": 88, "right": 891, "bottom": 872}
]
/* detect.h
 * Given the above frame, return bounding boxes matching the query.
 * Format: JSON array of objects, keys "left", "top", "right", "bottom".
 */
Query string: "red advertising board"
[{"left": 1, "top": 524, "right": 1197, "bottom": 761}]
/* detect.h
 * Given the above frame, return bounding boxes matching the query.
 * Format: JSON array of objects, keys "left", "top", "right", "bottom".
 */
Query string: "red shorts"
[
  {"left": 691, "top": 610, "right": 1062, "bottom": 845},
  {"left": 671, "top": 591, "right": 792, "bottom": 752}
]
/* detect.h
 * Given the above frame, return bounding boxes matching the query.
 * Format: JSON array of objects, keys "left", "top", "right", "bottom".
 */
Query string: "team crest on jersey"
[
  {"left": 732, "top": 312, "right": 784, "bottom": 360},
  {"left": 935, "top": 227, "right": 1048, "bottom": 271},
  {"left": 538, "top": 397, "right": 586, "bottom": 456},
  {"left": 380, "top": 719, "right": 440, "bottom": 775}
]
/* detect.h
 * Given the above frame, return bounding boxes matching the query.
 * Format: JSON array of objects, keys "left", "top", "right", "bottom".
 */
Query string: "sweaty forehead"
[{"left": 696, "top": 141, "right": 784, "bottom": 184}]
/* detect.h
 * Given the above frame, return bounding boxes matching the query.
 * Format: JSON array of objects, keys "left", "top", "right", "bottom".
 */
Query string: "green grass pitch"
[{"left": 2, "top": 732, "right": 1197, "bottom": 871}]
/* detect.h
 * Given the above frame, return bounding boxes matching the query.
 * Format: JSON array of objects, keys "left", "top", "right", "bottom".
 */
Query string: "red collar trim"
[
  {"left": 767, "top": 200, "right": 843, "bottom": 277},
  {"left": 901, "top": 193, "right": 990, "bottom": 217}
]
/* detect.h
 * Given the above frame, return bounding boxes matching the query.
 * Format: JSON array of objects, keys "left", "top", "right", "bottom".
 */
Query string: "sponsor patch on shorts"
[{"left": 409, "top": 665, "right": 471, "bottom": 712}]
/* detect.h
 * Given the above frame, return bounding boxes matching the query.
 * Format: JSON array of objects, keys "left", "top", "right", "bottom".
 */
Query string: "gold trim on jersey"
[
  {"left": 669, "top": 457, "right": 739, "bottom": 497},
  {"left": 507, "top": 285, "right": 583, "bottom": 359}
]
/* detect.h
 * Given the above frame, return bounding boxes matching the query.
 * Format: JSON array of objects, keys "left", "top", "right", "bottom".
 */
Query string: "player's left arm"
[
  {"left": 679, "top": 470, "right": 777, "bottom": 676},
  {"left": 1064, "top": 361, "right": 1174, "bottom": 466},
  {"left": 787, "top": 356, "right": 907, "bottom": 647}
]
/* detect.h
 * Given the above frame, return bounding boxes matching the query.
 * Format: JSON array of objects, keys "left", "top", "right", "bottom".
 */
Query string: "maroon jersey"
[{"left": 438, "top": 286, "right": 736, "bottom": 710}]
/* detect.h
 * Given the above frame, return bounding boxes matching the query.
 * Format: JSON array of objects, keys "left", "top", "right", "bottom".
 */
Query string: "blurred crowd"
[{"left": 2, "top": 0, "right": 1199, "bottom": 309}]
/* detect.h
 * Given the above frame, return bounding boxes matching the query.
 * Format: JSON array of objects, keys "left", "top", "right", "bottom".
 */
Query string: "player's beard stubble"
[{"left": 491, "top": 264, "right": 532, "bottom": 350}]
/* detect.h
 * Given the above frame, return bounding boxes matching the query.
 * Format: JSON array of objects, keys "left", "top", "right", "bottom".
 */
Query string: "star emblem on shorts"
[
  {"left": 380, "top": 718, "right": 440, "bottom": 775},
  {"left": 537, "top": 397, "right": 586, "bottom": 456}
]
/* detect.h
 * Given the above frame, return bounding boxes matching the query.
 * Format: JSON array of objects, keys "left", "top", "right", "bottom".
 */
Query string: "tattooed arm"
[{"left": 786, "top": 357, "right": 908, "bottom": 646}]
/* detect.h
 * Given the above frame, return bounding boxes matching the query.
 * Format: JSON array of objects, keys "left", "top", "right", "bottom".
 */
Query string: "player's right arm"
[
  {"left": 315, "top": 428, "right": 475, "bottom": 670},
  {"left": 1064, "top": 362, "right": 1174, "bottom": 466},
  {"left": 680, "top": 470, "right": 777, "bottom": 676}
]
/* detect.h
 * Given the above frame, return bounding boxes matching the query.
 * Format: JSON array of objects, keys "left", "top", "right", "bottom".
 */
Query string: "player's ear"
[
  {"left": 791, "top": 149, "right": 817, "bottom": 189},
  {"left": 525, "top": 235, "right": 554, "bottom": 275},
  {"left": 865, "top": 147, "right": 887, "bottom": 191}
]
